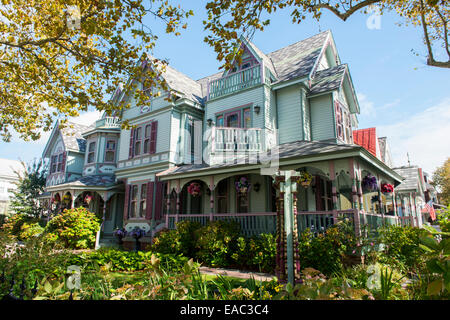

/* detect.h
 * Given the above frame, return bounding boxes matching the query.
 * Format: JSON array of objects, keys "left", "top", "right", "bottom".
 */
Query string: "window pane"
[
  {"left": 141, "top": 184, "right": 147, "bottom": 199},
  {"left": 139, "top": 201, "right": 146, "bottom": 218},
  {"left": 106, "top": 140, "right": 116, "bottom": 150},
  {"left": 135, "top": 127, "right": 141, "bottom": 140},
  {"left": 216, "top": 116, "right": 224, "bottom": 127},
  {"left": 105, "top": 151, "right": 115, "bottom": 162},
  {"left": 243, "top": 108, "right": 251, "bottom": 128},
  {"left": 88, "top": 152, "right": 95, "bottom": 163},
  {"left": 89, "top": 142, "right": 96, "bottom": 152},
  {"left": 145, "top": 125, "right": 151, "bottom": 138},
  {"left": 143, "top": 139, "right": 149, "bottom": 154},
  {"left": 226, "top": 113, "right": 239, "bottom": 127},
  {"left": 134, "top": 141, "right": 141, "bottom": 155},
  {"left": 132, "top": 185, "right": 138, "bottom": 200},
  {"left": 58, "top": 153, "right": 63, "bottom": 162}
]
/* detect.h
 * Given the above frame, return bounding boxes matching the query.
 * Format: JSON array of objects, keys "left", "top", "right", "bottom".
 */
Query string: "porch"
[{"left": 159, "top": 152, "right": 414, "bottom": 237}]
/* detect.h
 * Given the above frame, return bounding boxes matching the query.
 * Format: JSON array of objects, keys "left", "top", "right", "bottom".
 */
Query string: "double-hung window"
[
  {"left": 105, "top": 140, "right": 116, "bottom": 162},
  {"left": 134, "top": 127, "right": 142, "bottom": 156},
  {"left": 143, "top": 124, "right": 152, "bottom": 154},
  {"left": 129, "top": 183, "right": 147, "bottom": 219},
  {"left": 87, "top": 142, "right": 96, "bottom": 163},
  {"left": 51, "top": 152, "right": 65, "bottom": 173}
]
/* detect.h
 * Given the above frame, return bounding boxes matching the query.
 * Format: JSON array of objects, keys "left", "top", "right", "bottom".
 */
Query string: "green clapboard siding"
[
  {"left": 310, "top": 93, "right": 335, "bottom": 141},
  {"left": 277, "top": 85, "right": 303, "bottom": 144}
]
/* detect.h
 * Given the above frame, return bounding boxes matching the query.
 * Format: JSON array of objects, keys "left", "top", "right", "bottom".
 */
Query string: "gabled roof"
[
  {"left": 309, "top": 64, "right": 347, "bottom": 96},
  {"left": 145, "top": 55, "right": 204, "bottom": 106},
  {"left": 353, "top": 128, "right": 378, "bottom": 157},
  {"left": 268, "top": 30, "right": 331, "bottom": 82},
  {"left": 393, "top": 166, "right": 423, "bottom": 192},
  {"left": 42, "top": 120, "right": 92, "bottom": 158}
]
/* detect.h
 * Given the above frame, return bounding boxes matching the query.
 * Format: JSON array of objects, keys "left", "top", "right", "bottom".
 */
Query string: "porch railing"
[
  {"left": 296, "top": 209, "right": 357, "bottom": 235},
  {"left": 165, "top": 212, "right": 276, "bottom": 238},
  {"left": 208, "top": 65, "right": 261, "bottom": 100},
  {"left": 212, "top": 127, "right": 263, "bottom": 153}
]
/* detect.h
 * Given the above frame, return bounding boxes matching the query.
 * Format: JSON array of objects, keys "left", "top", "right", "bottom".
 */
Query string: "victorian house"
[{"left": 41, "top": 30, "right": 425, "bottom": 247}]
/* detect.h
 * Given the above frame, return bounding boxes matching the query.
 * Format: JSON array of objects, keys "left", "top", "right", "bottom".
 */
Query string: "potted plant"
[
  {"left": 187, "top": 182, "right": 202, "bottom": 197},
  {"left": 381, "top": 183, "right": 394, "bottom": 194},
  {"left": 84, "top": 194, "right": 93, "bottom": 204},
  {"left": 113, "top": 227, "right": 127, "bottom": 245},
  {"left": 362, "top": 174, "right": 378, "bottom": 192},
  {"left": 235, "top": 176, "right": 251, "bottom": 194},
  {"left": 296, "top": 172, "right": 313, "bottom": 188}
]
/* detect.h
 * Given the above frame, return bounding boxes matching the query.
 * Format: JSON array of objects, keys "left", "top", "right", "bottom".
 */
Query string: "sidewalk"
[{"left": 199, "top": 266, "right": 276, "bottom": 282}]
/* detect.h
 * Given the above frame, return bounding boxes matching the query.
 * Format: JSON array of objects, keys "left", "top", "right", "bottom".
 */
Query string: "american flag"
[{"left": 425, "top": 200, "right": 436, "bottom": 221}]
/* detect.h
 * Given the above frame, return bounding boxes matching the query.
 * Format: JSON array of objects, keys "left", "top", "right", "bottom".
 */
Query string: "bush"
[
  {"left": 45, "top": 207, "right": 100, "bottom": 249},
  {"left": 437, "top": 205, "right": 450, "bottom": 233},
  {"left": 377, "top": 225, "right": 426, "bottom": 272},
  {"left": 232, "top": 233, "right": 276, "bottom": 273},
  {"left": 1, "top": 213, "right": 44, "bottom": 241},
  {"left": 152, "top": 220, "right": 202, "bottom": 257},
  {"left": 68, "top": 248, "right": 189, "bottom": 272},
  {"left": 194, "top": 220, "right": 241, "bottom": 267},
  {"left": 297, "top": 221, "right": 360, "bottom": 276}
]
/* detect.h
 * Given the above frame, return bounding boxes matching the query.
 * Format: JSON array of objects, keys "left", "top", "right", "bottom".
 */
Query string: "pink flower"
[{"left": 370, "top": 242, "right": 374, "bottom": 246}]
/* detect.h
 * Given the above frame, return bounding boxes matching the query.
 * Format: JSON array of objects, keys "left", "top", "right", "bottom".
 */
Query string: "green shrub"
[
  {"left": 437, "top": 205, "right": 450, "bottom": 233},
  {"left": 194, "top": 220, "right": 241, "bottom": 267},
  {"left": 68, "top": 248, "right": 189, "bottom": 272},
  {"left": 1, "top": 213, "right": 44, "bottom": 241},
  {"left": 377, "top": 225, "right": 426, "bottom": 272},
  {"left": 152, "top": 220, "right": 201, "bottom": 256},
  {"left": 45, "top": 207, "right": 100, "bottom": 249},
  {"left": 232, "top": 233, "right": 276, "bottom": 273},
  {"left": 297, "top": 221, "right": 360, "bottom": 276}
]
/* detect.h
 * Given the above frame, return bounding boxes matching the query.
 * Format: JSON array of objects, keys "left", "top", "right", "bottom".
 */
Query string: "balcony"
[
  {"left": 208, "top": 65, "right": 262, "bottom": 100},
  {"left": 95, "top": 117, "right": 120, "bottom": 129},
  {"left": 211, "top": 127, "right": 262, "bottom": 153}
]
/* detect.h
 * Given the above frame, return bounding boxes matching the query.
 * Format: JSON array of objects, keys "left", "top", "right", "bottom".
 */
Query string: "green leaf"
[
  {"left": 43, "top": 281, "right": 53, "bottom": 294},
  {"left": 427, "top": 280, "right": 443, "bottom": 296}
]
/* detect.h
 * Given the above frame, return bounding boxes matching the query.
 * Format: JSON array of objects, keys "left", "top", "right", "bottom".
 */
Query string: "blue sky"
[{"left": 0, "top": 1, "right": 449, "bottom": 175}]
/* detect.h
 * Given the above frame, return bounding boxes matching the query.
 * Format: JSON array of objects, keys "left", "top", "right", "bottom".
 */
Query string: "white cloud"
[
  {"left": 377, "top": 97, "right": 450, "bottom": 175},
  {"left": 69, "top": 110, "right": 103, "bottom": 127},
  {"left": 357, "top": 93, "right": 376, "bottom": 117}
]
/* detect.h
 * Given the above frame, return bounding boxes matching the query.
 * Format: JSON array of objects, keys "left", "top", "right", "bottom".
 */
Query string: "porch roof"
[
  {"left": 393, "top": 166, "right": 423, "bottom": 192},
  {"left": 46, "top": 175, "right": 121, "bottom": 192},
  {"left": 157, "top": 140, "right": 403, "bottom": 183}
]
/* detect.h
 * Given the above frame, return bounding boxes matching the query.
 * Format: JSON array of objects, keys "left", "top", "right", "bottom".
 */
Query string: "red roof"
[{"left": 353, "top": 128, "right": 377, "bottom": 157}]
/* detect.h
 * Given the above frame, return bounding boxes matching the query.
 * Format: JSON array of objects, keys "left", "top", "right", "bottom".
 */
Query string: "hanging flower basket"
[
  {"left": 381, "top": 183, "right": 394, "bottom": 194},
  {"left": 84, "top": 194, "right": 93, "bottom": 204},
  {"left": 235, "top": 176, "right": 251, "bottom": 195},
  {"left": 362, "top": 174, "right": 378, "bottom": 192},
  {"left": 62, "top": 194, "right": 71, "bottom": 204},
  {"left": 296, "top": 172, "right": 313, "bottom": 188},
  {"left": 187, "top": 182, "right": 202, "bottom": 197}
]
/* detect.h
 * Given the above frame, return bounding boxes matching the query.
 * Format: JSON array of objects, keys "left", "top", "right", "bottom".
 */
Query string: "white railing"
[
  {"left": 96, "top": 117, "right": 120, "bottom": 129},
  {"left": 208, "top": 65, "right": 261, "bottom": 100},
  {"left": 212, "top": 127, "right": 262, "bottom": 153}
]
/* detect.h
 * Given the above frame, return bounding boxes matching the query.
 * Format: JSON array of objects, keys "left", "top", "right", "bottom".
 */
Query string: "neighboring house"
[
  {"left": 42, "top": 30, "right": 421, "bottom": 248},
  {"left": 0, "top": 158, "right": 23, "bottom": 215}
]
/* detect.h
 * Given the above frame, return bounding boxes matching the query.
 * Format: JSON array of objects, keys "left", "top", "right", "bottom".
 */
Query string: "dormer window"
[
  {"left": 87, "top": 141, "right": 96, "bottom": 163},
  {"left": 105, "top": 140, "right": 116, "bottom": 163}
]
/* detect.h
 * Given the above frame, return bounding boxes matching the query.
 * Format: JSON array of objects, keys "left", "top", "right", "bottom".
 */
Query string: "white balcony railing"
[
  {"left": 212, "top": 127, "right": 262, "bottom": 153},
  {"left": 208, "top": 65, "right": 261, "bottom": 100},
  {"left": 95, "top": 117, "right": 120, "bottom": 129}
]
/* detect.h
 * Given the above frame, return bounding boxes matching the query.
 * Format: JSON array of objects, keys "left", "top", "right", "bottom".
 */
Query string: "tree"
[
  {"left": 432, "top": 157, "right": 450, "bottom": 206},
  {"left": 9, "top": 159, "right": 47, "bottom": 217},
  {"left": 0, "top": 0, "right": 193, "bottom": 142},
  {"left": 203, "top": 0, "right": 449, "bottom": 70}
]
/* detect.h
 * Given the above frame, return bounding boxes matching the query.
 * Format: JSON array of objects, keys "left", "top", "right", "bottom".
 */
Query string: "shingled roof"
[
  {"left": 393, "top": 166, "right": 422, "bottom": 192},
  {"left": 60, "top": 121, "right": 93, "bottom": 153},
  {"left": 158, "top": 140, "right": 360, "bottom": 177},
  {"left": 309, "top": 64, "right": 347, "bottom": 96},
  {"left": 51, "top": 175, "right": 118, "bottom": 189}
]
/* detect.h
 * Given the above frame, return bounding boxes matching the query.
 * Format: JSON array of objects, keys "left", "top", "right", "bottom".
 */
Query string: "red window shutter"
[
  {"left": 124, "top": 184, "right": 131, "bottom": 220},
  {"left": 145, "top": 181, "right": 155, "bottom": 220},
  {"left": 128, "top": 128, "right": 135, "bottom": 159},
  {"left": 154, "top": 180, "right": 164, "bottom": 220},
  {"left": 315, "top": 175, "right": 323, "bottom": 211},
  {"left": 61, "top": 152, "right": 67, "bottom": 172},
  {"left": 149, "top": 121, "right": 158, "bottom": 154}
]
